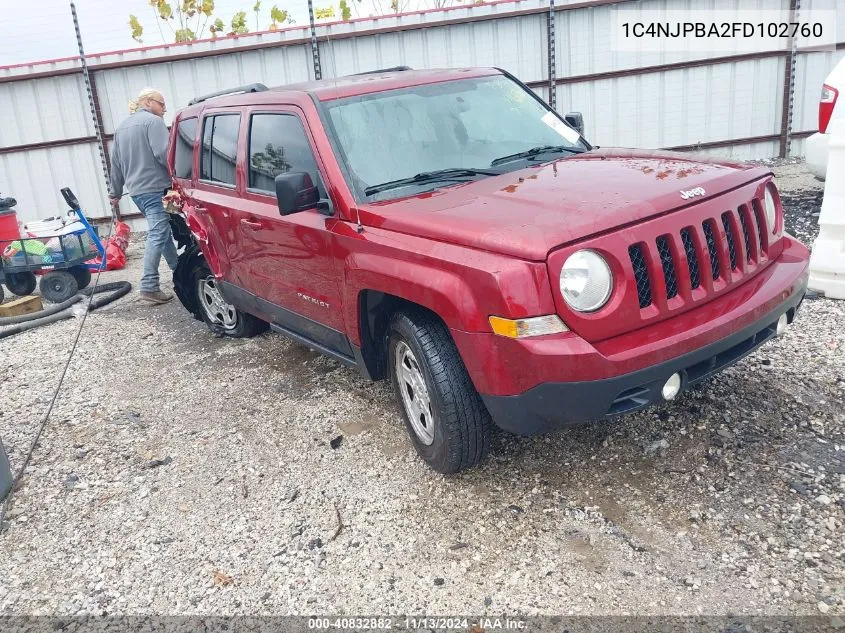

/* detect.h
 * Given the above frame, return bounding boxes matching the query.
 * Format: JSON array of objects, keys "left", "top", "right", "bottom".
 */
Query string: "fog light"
[
  {"left": 662, "top": 373, "right": 682, "bottom": 401},
  {"left": 776, "top": 314, "right": 788, "bottom": 337}
]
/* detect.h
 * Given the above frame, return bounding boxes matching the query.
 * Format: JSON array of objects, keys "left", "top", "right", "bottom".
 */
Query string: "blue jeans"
[{"left": 131, "top": 190, "right": 178, "bottom": 293}]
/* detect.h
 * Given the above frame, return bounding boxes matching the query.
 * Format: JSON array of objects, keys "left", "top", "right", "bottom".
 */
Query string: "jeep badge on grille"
[{"left": 680, "top": 187, "right": 706, "bottom": 200}]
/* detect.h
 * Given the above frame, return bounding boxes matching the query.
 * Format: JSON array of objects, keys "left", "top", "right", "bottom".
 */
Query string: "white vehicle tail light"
[{"left": 820, "top": 84, "right": 838, "bottom": 134}]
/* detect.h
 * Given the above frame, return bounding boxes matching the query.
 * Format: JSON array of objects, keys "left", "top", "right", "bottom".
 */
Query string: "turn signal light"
[{"left": 489, "top": 315, "right": 569, "bottom": 338}]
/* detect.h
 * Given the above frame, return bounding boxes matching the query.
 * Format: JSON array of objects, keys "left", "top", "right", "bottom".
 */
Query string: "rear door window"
[{"left": 200, "top": 114, "right": 241, "bottom": 186}]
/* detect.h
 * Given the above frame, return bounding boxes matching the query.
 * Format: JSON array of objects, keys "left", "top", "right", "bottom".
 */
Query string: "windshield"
[{"left": 324, "top": 75, "right": 589, "bottom": 202}]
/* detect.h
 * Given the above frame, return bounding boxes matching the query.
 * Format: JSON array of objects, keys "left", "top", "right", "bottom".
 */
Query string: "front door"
[{"left": 234, "top": 107, "right": 350, "bottom": 358}]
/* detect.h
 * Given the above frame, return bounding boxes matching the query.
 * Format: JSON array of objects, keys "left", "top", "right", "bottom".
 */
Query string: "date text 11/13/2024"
[{"left": 308, "top": 617, "right": 527, "bottom": 630}]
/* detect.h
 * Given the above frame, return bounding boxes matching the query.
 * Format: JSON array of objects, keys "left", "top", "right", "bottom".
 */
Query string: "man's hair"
[{"left": 128, "top": 87, "right": 163, "bottom": 114}]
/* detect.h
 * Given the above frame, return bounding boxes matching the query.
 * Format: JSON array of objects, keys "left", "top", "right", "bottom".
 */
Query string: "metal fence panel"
[
  {"left": 95, "top": 45, "right": 315, "bottom": 133},
  {"left": 555, "top": 0, "right": 790, "bottom": 79},
  {"left": 0, "top": 74, "right": 92, "bottom": 146},
  {"left": 557, "top": 57, "right": 784, "bottom": 148},
  {"left": 320, "top": 14, "right": 546, "bottom": 81},
  {"left": 0, "top": 142, "right": 110, "bottom": 224}
]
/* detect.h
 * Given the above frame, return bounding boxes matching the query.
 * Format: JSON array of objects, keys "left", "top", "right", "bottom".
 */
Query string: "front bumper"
[
  {"left": 481, "top": 280, "right": 805, "bottom": 434},
  {"left": 454, "top": 238, "right": 810, "bottom": 435}
]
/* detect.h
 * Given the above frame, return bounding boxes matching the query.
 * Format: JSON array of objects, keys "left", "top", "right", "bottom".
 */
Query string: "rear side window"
[
  {"left": 173, "top": 117, "right": 197, "bottom": 179},
  {"left": 248, "top": 114, "right": 323, "bottom": 195},
  {"left": 200, "top": 114, "right": 241, "bottom": 186}
]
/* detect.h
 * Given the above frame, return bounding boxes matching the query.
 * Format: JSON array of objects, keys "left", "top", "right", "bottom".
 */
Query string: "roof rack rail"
[
  {"left": 188, "top": 83, "right": 268, "bottom": 106},
  {"left": 349, "top": 66, "right": 413, "bottom": 76}
]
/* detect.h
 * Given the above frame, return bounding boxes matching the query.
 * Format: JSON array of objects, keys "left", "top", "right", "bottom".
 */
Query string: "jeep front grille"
[{"left": 627, "top": 200, "right": 769, "bottom": 309}]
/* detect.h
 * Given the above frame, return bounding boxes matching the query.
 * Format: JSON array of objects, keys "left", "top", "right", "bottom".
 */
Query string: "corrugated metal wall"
[
  {"left": 0, "top": 0, "right": 840, "bottom": 226},
  {"left": 557, "top": 57, "right": 787, "bottom": 159}
]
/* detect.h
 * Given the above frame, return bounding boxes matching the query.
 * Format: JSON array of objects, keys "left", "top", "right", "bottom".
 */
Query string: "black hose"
[
  {"left": 0, "top": 295, "right": 83, "bottom": 326},
  {"left": 0, "top": 281, "right": 132, "bottom": 340},
  {"left": 82, "top": 281, "right": 133, "bottom": 310}
]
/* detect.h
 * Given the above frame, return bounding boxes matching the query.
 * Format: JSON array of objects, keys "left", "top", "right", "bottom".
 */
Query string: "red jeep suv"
[{"left": 167, "top": 67, "right": 810, "bottom": 473}]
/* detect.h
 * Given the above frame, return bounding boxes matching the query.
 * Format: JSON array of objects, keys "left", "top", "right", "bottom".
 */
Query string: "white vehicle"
[{"left": 805, "top": 57, "right": 845, "bottom": 180}]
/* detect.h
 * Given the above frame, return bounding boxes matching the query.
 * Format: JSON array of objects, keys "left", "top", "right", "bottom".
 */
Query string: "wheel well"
[{"left": 358, "top": 290, "right": 443, "bottom": 381}]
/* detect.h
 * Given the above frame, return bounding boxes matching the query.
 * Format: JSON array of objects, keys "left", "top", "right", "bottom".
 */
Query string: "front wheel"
[
  {"left": 388, "top": 310, "right": 491, "bottom": 474},
  {"left": 191, "top": 258, "right": 267, "bottom": 338}
]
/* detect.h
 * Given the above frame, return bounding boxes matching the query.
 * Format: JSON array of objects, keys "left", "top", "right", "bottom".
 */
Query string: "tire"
[
  {"left": 190, "top": 257, "right": 267, "bottom": 338},
  {"left": 40, "top": 270, "right": 79, "bottom": 304},
  {"left": 388, "top": 309, "right": 491, "bottom": 474},
  {"left": 69, "top": 266, "right": 92, "bottom": 290},
  {"left": 0, "top": 283, "right": 4, "bottom": 304},
  {"left": 173, "top": 245, "right": 203, "bottom": 321},
  {"left": 4, "top": 272, "right": 37, "bottom": 296}
]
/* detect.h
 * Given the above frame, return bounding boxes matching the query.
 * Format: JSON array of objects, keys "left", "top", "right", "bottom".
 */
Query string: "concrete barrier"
[{"left": 808, "top": 117, "right": 845, "bottom": 299}]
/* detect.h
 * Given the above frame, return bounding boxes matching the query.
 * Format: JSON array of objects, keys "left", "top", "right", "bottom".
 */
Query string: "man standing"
[{"left": 109, "top": 87, "right": 178, "bottom": 304}]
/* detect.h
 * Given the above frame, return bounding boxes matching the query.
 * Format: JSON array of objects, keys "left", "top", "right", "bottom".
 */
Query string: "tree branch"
[{"left": 150, "top": 7, "right": 169, "bottom": 41}]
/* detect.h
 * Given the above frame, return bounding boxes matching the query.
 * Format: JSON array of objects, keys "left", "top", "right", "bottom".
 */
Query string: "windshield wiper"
[
  {"left": 364, "top": 167, "right": 500, "bottom": 196},
  {"left": 490, "top": 145, "right": 584, "bottom": 167}
]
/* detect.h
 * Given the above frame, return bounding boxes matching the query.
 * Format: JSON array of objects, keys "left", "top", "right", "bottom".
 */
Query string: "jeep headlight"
[
  {"left": 764, "top": 186, "right": 779, "bottom": 235},
  {"left": 560, "top": 250, "right": 613, "bottom": 312}
]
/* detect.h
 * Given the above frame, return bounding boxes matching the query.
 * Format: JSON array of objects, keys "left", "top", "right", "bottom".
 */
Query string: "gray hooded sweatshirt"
[{"left": 109, "top": 109, "right": 171, "bottom": 198}]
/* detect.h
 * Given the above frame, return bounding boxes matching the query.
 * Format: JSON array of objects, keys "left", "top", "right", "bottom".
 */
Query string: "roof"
[
  {"left": 185, "top": 67, "right": 502, "bottom": 111},
  {"left": 279, "top": 67, "right": 500, "bottom": 100}
]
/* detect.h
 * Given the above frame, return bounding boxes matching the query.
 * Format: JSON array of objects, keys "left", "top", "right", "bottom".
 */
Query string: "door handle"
[
  {"left": 193, "top": 205, "right": 208, "bottom": 214},
  {"left": 241, "top": 218, "right": 263, "bottom": 229}
]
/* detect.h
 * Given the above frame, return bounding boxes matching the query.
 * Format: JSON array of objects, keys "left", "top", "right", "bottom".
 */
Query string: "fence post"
[
  {"left": 547, "top": 0, "right": 557, "bottom": 110},
  {"left": 308, "top": 0, "right": 323, "bottom": 80},
  {"left": 778, "top": 0, "right": 800, "bottom": 158},
  {"left": 70, "top": 2, "right": 113, "bottom": 213}
]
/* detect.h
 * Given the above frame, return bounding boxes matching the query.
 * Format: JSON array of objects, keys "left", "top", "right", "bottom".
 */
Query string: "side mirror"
[
  {"left": 275, "top": 172, "right": 319, "bottom": 216},
  {"left": 563, "top": 112, "right": 585, "bottom": 137}
]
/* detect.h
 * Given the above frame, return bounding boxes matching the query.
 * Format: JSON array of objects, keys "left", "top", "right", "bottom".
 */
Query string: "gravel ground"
[{"left": 0, "top": 161, "right": 842, "bottom": 618}]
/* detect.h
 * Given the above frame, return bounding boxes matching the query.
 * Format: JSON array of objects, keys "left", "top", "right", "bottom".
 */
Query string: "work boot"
[{"left": 139, "top": 290, "right": 173, "bottom": 304}]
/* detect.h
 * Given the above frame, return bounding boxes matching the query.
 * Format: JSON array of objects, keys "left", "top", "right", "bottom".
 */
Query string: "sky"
[{"left": 0, "top": 0, "right": 433, "bottom": 66}]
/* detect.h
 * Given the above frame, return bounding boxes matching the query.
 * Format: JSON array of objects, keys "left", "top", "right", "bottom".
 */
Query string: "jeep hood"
[{"left": 358, "top": 148, "right": 770, "bottom": 261}]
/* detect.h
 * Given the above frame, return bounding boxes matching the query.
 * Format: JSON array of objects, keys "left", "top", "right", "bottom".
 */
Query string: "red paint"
[
  {"left": 168, "top": 68, "right": 810, "bottom": 400},
  {"left": 452, "top": 238, "right": 808, "bottom": 396}
]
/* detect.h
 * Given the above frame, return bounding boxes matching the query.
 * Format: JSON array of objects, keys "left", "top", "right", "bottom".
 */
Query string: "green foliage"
[
  {"left": 339, "top": 0, "right": 351, "bottom": 20},
  {"left": 156, "top": 0, "right": 173, "bottom": 19},
  {"left": 174, "top": 28, "right": 196, "bottom": 41},
  {"left": 129, "top": 15, "right": 144, "bottom": 42},
  {"left": 130, "top": 1, "right": 291, "bottom": 42},
  {"left": 229, "top": 10, "right": 249, "bottom": 34},
  {"left": 269, "top": 5, "right": 292, "bottom": 28},
  {"left": 209, "top": 17, "right": 226, "bottom": 37}
]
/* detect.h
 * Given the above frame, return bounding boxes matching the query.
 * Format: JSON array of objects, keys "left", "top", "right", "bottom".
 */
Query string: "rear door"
[
  {"left": 192, "top": 109, "right": 244, "bottom": 285},
  {"left": 234, "top": 106, "right": 350, "bottom": 358}
]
